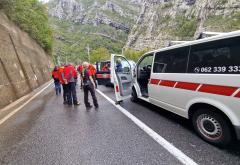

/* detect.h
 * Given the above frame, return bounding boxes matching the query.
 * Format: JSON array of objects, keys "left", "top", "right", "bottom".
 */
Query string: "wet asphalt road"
[
  {"left": 0, "top": 83, "right": 240, "bottom": 165},
  {"left": 0, "top": 83, "right": 181, "bottom": 165},
  {"left": 97, "top": 85, "right": 240, "bottom": 165}
]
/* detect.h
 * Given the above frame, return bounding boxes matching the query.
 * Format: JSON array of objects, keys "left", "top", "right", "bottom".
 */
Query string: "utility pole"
[{"left": 87, "top": 44, "right": 90, "bottom": 63}]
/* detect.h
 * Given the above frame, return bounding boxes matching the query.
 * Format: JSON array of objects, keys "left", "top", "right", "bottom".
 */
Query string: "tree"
[
  {"left": 90, "top": 47, "right": 111, "bottom": 63},
  {"left": 1, "top": 0, "right": 53, "bottom": 54},
  {"left": 124, "top": 48, "right": 149, "bottom": 62}
]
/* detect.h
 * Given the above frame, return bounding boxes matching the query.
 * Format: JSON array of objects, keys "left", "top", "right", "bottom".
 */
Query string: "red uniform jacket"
[
  {"left": 77, "top": 65, "right": 83, "bottom": 73},
  {"left": 63, "top": 65, "right": 77, "bottom": 83},
  {"left": 58, "top": 67, "right": 64, "bottom": 84},
  {"left": 89, "top": 64, "right": 96, "bottom": 75},
  {"left": 52, "top": 70, "right": 59, "bottom": 79}
]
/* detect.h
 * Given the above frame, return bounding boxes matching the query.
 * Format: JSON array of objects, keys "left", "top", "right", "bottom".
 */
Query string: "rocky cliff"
[
  {"left": 49, "top": 0, "right": 142, "bottom": 32},
  {"left": 126, "top": 0, "right": 240, "bottom": 50},
  {"left": 48, "top": 0, "right": 142, "bottom": 62}
]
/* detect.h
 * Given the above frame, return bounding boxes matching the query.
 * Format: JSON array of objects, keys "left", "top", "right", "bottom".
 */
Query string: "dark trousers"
[
  {"left": 54, "top": 81, "right": 61, "bottom": 95},
  {"left": 66, "top": 82, "right": 78, "bottom": 105},
  {"left": 62, "top": 84, "right": 67, "bottom": 102},
  {"left": 93, "top": 75, "right": 97, "bottom": 89},
  {"left": 83, "top": 84, "right": 98, "bottom": 107}
]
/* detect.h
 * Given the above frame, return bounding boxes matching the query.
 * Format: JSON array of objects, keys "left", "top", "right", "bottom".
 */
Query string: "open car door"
[{"left": 110, "top": 54, "right": 133, "bottom": 103}]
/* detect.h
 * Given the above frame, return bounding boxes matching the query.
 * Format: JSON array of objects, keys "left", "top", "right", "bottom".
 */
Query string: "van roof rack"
[
  {"left": 167, "top": 41, "right": 190, "bottom": 47},
  {"left": 197, "top": 31, "right": 227, "bottom": 39}
]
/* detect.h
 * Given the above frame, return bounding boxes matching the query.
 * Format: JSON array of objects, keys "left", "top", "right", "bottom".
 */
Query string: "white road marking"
[
  {"left": 0, "top": 94, "right": 30, "bottom": 113},
  {"left": 0, "top": 82, "right": 53, "bottom": 125},
  {"left": 96, "top": 89, "right": 198, "bottom": 165}
]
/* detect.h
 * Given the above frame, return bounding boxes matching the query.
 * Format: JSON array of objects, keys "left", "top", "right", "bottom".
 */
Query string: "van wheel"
[
  {"left": 131, "top": 87, "right": 138, "bottom": 102},
  {"left": 192, "top": 108, "right": 233, "bottom": 147}
]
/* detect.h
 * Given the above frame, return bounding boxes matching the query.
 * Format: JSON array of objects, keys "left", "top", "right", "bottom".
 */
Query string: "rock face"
[
  {"left": 0, "top": 12, "right": 52, "bottom": 108},
  {"left": 49, "top": 0, "right": 142, "bottom": 32},
  {"left": 125, "top": 0, "right": 240, "bottom": 50}
]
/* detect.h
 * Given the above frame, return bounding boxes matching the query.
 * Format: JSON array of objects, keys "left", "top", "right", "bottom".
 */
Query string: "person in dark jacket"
[
  {"left": 77, "top": 64, "right": 83, "bottom": 89},
  {"left": 115, "top": 59, "right": 123, "bottom": 73},
  {"left": 52, "top": 66, "right": 61, "bottom": 95},
  {"left": 81, "top": 62, "right": 99, "bottom": 109}
]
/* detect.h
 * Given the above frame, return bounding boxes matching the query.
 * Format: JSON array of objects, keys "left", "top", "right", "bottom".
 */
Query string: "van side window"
[
  {"left": 153, "top": 46, "right": 189, "bottom": 73},
  {"left": 188, "top": 37, "right": 240, "bottom": 74}
]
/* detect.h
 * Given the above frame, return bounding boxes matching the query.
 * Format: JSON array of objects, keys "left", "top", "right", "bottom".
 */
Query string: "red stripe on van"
[
  {"left": 96, "top": 74, "right": 110, "bottom": 78},
  {"left": 199, "top": 84, "right": 237, "bottom": 96},
  {"left": 159, "top": 80, "right": 176, "bottom": 87},
  {"left": 116, "top": 85, "right": 119, "bottom": 92},
  {"left": 150, "top": 79, "right": 160, "bottom": 85},
  {"left": 234, "top": 91, "right": 240, "bottom": 98},
  {"left": 175, "top": 82, "right": 200, "bottom": 91}
]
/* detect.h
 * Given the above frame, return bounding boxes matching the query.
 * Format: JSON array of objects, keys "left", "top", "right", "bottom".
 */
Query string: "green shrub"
[
  {"left": 161, "top": 2, "right": 174, "bottom": 9},
  {"left": 174, "top": 16, "right": 197, "bottom": 38},
  {"left": 218, "top": 0, "right": 228, "bottom": 5},
  {"left": 205, "top": 12, "right": 240, "bottom": 32},
  {"left": 1, "top": 0, "right": 53, "bottom": 54},
  {"left": 90, "top": 47, "right": 111, "bottom": 63},
  {"left": 124, "top": 48, "right": 149, "bottom": 62}
]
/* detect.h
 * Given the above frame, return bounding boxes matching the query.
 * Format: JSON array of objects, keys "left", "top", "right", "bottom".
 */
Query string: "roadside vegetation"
[
  {"left": 0, "top": 0, "right": 53, "bottom": 54},
  {"left": 89, "top": 47, "right": 148, "bottom": 64},
  {"left": 124, "top": 48, "right": 149, "bottom": 62},
  {"left": 51, "top": 18, "right": 127, "bottom": 64}
]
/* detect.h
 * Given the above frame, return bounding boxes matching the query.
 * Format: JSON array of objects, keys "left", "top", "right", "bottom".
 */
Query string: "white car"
[{"left": 111, "top": 30, "right": 240, "bottom": 147}]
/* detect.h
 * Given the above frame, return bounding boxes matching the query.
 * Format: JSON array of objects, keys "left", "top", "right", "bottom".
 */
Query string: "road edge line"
[
  {"left": 96, "top": 89, "right": 198, "bottom": 165},
  {"left": 0, "top": 81, "right": 53, "bottom": 125}
]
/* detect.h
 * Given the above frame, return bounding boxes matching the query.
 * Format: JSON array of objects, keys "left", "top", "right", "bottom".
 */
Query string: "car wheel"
[
  {"left": 192, "top": 108, "right": 233, "bottom": 147},
  {"left": 131, "top": 87, "right": 138, "bottom": 102}
]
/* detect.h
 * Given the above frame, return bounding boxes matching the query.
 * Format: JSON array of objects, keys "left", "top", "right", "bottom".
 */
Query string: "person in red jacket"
[
  {"left": 102, "top": 63, "right": 110, "bottom": 71},
  {"left": 63, "top": 64, "right": 80, "bottom": 106},
  {"left": 58, "top": 66, "right": 67, "bottom": 104},
  {"left": 88, "top": 64, "right": 97, "bottom": 88},
  {"left": 52, "top": 66, "right": 61, "bottom": 95}
]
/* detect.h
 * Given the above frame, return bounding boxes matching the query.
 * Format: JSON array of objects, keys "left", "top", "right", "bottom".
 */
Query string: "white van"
[{"left": 110, "top": 30, "right": 240, "bottom": 146}]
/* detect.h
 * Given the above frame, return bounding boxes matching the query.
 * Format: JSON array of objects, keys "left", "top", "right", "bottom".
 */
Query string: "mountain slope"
[
  {"left": 48, "top": 0, "right": 142, "bottom": 63},
  {"left": 126, "top": 0, "right": 240, "bottom": 50}
]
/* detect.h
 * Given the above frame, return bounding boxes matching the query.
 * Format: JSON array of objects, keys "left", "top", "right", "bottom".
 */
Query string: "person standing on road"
[
  {"left": 58, "top": 65, "right": 67, "bottom": 104},
  {"left": 63, "top": 64, "right": 80, "bottom": 106},
  {"left": 52, "top": 66, "right": 61, "bottom": 95},
  {"left": 81, "top": 62, "right": 99, "bottom": 109},
  {"left": 89, "top": 63, "right": 97, "bottom": 88},
  {"left": 115, "top": 59, "right": 123, "bottom": 73},
  {"left": 77, "top": 64, "right": 83, "bottom": 89}
]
